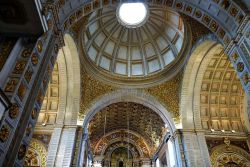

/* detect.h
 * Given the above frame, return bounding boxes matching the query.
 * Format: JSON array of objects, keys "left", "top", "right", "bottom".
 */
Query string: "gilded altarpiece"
[{"left": 206, "top": 138, "right": 250, "bottom": 167}]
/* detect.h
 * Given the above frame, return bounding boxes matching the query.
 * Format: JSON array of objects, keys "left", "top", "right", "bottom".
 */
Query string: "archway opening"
[{"left": 84, "top": 101, "right": 175, "bottom": 166}]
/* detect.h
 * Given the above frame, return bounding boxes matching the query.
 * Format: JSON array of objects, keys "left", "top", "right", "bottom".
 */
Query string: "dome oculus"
[{"left": 117, "top": 3, "right": 148, "bottom": 28}]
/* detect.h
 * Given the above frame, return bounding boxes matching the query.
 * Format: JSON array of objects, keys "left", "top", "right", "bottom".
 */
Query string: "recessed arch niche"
[
  {"left": 181, "top": 40, "right": 250, "bottom": 131},
  {"left": 78, "top": 89, "right": 182, "bottom": 166}
]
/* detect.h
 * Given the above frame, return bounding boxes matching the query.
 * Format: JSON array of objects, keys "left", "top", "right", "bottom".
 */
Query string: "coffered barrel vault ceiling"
[
  {"left": 200, "top": 52, "right": 246, "bottom": 133},
  {"left": 39, "top": 62, "right": 59, "bottom": 126},
  {"left": 80, "top": 5, "right": 188, "bottom": 87},
  {"left": 88, "top": 102, "right": 165, "bottom": 155}
]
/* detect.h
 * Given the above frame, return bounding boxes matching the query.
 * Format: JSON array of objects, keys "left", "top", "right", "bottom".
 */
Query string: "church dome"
[{"left": 80, "top": 3, "right": 189, "bottom": 87}]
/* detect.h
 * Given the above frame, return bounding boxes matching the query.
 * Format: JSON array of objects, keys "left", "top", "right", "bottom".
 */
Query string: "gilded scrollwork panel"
[{"left": 80, "top": 73, "right": 181, "bottom": 122}]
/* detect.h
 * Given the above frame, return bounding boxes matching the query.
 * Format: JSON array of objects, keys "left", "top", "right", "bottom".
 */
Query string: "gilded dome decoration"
[{"left": 80, "top": 4, "right": 190, "bottom": 87}]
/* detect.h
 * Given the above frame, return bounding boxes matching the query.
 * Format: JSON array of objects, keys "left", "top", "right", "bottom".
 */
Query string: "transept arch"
[
  {"left": 82, "top": 89, "right": 176, "bottom": 133},
  {"left": 181, "top": 39, "right": 250, "bottom": 131},
  {"left": 180, "top": 38, "right": 250, "bottom": 166},
  {"left": 47, "top": 33, "right": 81, "bottom": 166},
  {"left": 181, "top": 40, "right": 222, "bottom": 129},
  {"left": 38, "top": 33, "right": 81, "bottom": 126},
  {"left": 56, "top": 33, "right": 81, "bottom": 125},
  {"left": 77, "top": 89, "right": 182, "bottom": 166},
  {"left": 199, "top": 50, "right": 249, "bottom": 133}
]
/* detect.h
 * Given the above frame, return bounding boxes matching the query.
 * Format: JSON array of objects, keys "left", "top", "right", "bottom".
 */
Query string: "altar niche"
[{"left": 111, "top": 147, "right": 132, "bottom": 167}]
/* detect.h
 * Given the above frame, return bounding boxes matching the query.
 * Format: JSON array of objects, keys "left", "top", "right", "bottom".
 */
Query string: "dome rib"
[
  {"left": 86, "top": 17, "right": 113, "bottom": 50},
  {"left": 135, "top": 27, "right": 148, "bottom": 75},
  {"left": 143, "top": 24, "right": 164, "bottom": 69},
  {"left": 111, "top": 27, "right": 126, "bottom": 74},
  {"left": 98, "top": 22, "right": 120, "bottom": 66},
  {"left": 147, "top": 20, "right": 178, "bottom": 58}
]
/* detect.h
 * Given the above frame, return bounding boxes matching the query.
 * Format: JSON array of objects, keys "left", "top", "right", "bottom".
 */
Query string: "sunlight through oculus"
[{"left": 117, "top": 2, "right": 148, "bottom": 28}]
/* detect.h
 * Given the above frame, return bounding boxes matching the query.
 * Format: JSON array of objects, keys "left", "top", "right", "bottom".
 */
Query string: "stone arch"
[
  {"left": 58, "top": 0, "right": 246, "bottom": 46},
  {"left": 82, "top": 89, "right": 176, "bottom": 133},
  {"left": 181, "top": 39, "right": 250, "bottom": 131},
  {"left": 77, "top": 89, "right": 182, "bottom": 166},
  {"left": 180, "top": 40, "right": 222, "bottom": 129},
  {"left": 210, "top": 144, "right": 250, "bottom": 167},
  {"left": 38, "top": 33, "right": 81, "bottom": 166},
  {"left": 180, "top": 37, "right": 249, "bottom": 132},
  {"left": 56, "top": 33, "right": 81, "bottom": 125},
  {"left": 39, "top": 33, "right": 81, "bottom": 126}
]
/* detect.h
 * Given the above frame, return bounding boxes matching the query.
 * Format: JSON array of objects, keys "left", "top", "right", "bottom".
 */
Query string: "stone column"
[
  {"left": 180, "top": 130, "right": 211, "bottom": 167},
  {"left": 171, "top": 131, "right": 185, "bottom": 167},
  {"left": 162, "top": 138, "right": 178, "bottom": 167},
  {"left": 46, "top": 128, "right": 62, "bottom": 166},
  {"left": 165, "top": 151, "right": 171, "bottom": 167},
  {"left": 54, "top": 127, "right": 77, "bottom": 167},
  {"left": 45, "top": 127, "right": 78, "bottom": 167},
  {"left": 166, "top": 134, "right": 181, "bottom": 167},
  {"left": 78, "top": 129, "right": 89, "bottom": 167}
]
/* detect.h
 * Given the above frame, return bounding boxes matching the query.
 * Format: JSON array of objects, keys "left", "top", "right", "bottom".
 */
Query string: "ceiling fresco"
[{"left": 88, "top": 102, "right": 166, "bottom": 156}]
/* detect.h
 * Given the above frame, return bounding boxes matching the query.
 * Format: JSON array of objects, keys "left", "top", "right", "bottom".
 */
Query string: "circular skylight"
[{"left": 117, "top": 3, "right": 148, "bottom": 28}]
